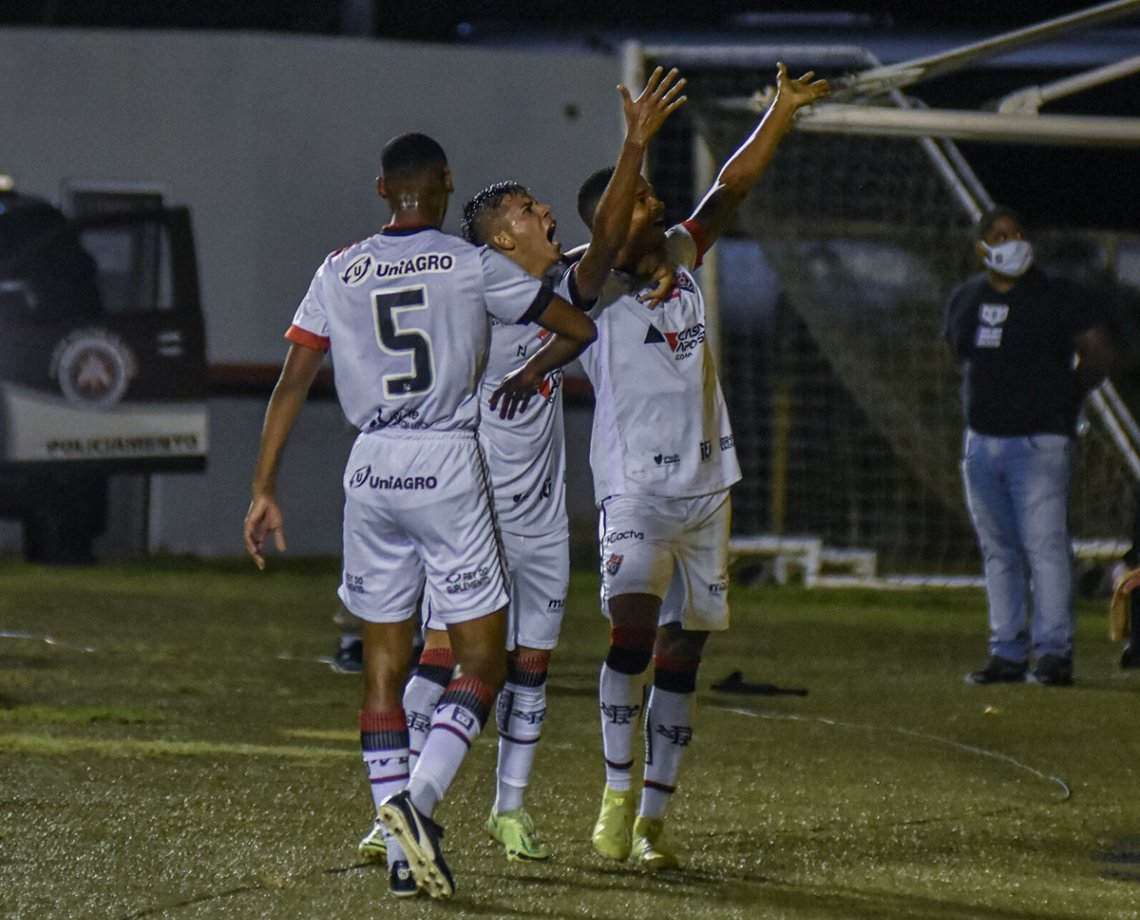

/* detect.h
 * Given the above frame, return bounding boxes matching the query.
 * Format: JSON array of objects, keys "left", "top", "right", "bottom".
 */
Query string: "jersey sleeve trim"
[
  {"left": 566, "top": 263, "right": 596, "bottom": 310},
  {"left": 679, "top": 218, "right": 711, "bottom": 268},
  {"left": 516, "top": 281, "right": 555, "bottom": 326},
  {"left": 285, "top": 324, "right": 330, "bottom": 352}
]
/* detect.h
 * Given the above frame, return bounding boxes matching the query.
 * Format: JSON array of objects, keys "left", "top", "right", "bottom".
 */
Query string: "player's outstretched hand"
[
  {"left": 619, "top": 65, "right": 688, "bottom": 148},
  {"left": 774, "top": 61, "right": 830, "bottom": 110},
  {"left": 636, "top": 253, "right": 677, "bottom": 309},
  {"left": 244, "top": 494, "right": 286, "bottom": 570},
  {"left": 490, "top": 366, "right": 543, "bottom": 420}
]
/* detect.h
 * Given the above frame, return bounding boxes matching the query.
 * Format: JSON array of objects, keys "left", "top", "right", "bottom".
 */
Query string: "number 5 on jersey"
[{"left": 373, "top": 286, "right": 436, "bottom": 397}]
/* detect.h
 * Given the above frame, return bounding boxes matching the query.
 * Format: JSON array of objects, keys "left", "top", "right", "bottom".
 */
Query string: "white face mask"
[{"left": 981, "top": 239, "right": 1034, "bottom": 277}]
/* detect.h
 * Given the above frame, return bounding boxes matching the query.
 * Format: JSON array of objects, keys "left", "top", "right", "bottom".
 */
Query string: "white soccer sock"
[
  {"left": 359, "top": 708, "right": 409, "bottom": 866},
  {"left": 402, "top": 647, "right": 453, "bottom": 773},
  {"left": 408, "top": 675, "right": 494, "bottom": 817},
  {"left": 494, "top": 667, "right": 547, "bottom": 814},
  {"left": 598, "top": 662, "right": 644, "bottom": 792},
  {"left": 640, "top": 684, "right": 694, "bottom": 821}
]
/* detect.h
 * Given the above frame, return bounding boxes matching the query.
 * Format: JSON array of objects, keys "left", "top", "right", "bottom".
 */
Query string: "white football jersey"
[
  {"left": 478, "top": 262, "right": 569, "bottom": 536},
  {"left": 567, "top": 224, "right": 741, "bottom": 502},
  {"left": 287, "top": 227, "right": 550, "bottom": 434}
]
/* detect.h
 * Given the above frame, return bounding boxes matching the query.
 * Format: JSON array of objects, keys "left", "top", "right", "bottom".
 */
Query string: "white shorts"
[
  {"left": 422, "top": 527, "right": 569, "bottom": 651},
  {"left": 598, "top": 490, "right": 731, "bottom": 632},
  {"left": 502, "top": 528, "right": 569, "bottom": 651},
  {"left": 338, "top": 431, "right": 508, "bottom": 626}
]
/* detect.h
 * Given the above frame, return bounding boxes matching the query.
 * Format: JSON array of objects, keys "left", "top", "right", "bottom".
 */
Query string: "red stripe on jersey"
[
  {"left": 680, "top": 218, "right": 711, "bottom": 268},
  {"left": 285, "top": 324, "right": 330, "bottom": 352}
]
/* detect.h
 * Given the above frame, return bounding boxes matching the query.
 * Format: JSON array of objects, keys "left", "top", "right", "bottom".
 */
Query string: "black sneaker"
[
  {"left": 377, "top": 791, "right": 454, "bottom": 899},
  {"left": 1033, "top": 654, "right": 1073, "bottom": 686},
  {"left": 965, "top": 656, "right": 1028, "bottom": 685},
  {"left": 331, "top": 633, "right": 363, "bottom": 674},
  {"left": 389, "top": 859, "right": 420, "bottom": 899}
]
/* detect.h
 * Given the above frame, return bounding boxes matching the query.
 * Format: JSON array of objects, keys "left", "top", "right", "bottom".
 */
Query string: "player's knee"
[
  {"left": 655, "top": 624, "right": 708, "bottom": 662},
  {"left": 605, "top": 626, "right": 654, "bottom": 675}
]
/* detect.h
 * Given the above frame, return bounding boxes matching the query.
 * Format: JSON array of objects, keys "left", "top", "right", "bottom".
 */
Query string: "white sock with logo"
[
  {"left": 402, "top": 646, "right": 452, "bottom": 773},
  {"left": 408, "top": 676, "right": 494, "bottom": 817},
  {"left": 598, "top": 663, "right": 645, "bottom": 791},
  {"left": 359, "top": 708, "right": 409, "bottom": 866},
  {"left": 494, "top": 656, "right": 548, "bottom": 813},
  {"left": 640, "top": 660, "right": 697, "bottom": 821}
]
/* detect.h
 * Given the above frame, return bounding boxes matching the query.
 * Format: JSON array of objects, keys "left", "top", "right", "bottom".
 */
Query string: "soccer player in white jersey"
[
  {"left": 390, "top": 68, "right": 686, "bottom": 865},
  {"left": 503, "top": 63, "right": 829, "bottom": 871},
  {"left": 243, "top": 133, "right": 595, "bottom": 900}
]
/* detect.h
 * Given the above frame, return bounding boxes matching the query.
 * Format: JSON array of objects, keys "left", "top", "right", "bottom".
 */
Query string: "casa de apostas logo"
[{"left": 50, "top": 328, "right": 137, "bottom": 409}]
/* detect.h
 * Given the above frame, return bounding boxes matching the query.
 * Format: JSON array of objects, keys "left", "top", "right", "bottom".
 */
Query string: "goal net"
[{"left": 639, "top": 48, "right": 1139, "bottom": 585}]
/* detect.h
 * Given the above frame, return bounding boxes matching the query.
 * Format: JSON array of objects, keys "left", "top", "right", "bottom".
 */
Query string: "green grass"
[{"left": 1, "top": 557, "right": 1138, "bottom": 919}]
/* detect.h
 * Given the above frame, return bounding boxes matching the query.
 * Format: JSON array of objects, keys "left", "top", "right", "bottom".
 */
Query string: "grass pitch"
[{"left": 1, "top": 557, "right": 1138, "bottom": 919}]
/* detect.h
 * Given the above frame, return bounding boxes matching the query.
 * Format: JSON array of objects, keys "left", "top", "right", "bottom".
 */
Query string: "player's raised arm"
[
  {"left": 688, "top": 62, "right": 829, "bottom": 251},
  {"left": 490, "top": 294, "right": 596, "bottom": 419},
  {"left": 575, "top": 66, "right": 687, "bottom": 302},
  {"left": 243, "top": 342, "right": 325, "bottom": 569}
]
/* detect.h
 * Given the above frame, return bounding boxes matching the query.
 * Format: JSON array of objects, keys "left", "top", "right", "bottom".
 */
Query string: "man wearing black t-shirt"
[{"left": 944, "top": 206, "right": 1113, "bottom": 687}]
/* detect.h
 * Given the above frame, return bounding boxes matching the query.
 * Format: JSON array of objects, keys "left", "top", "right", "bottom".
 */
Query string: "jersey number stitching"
[{"left": 372, "top": 286, "right": 436, "bottom": 398}]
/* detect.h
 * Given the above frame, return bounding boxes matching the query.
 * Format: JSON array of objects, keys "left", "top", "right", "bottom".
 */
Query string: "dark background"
[
  {"left": 4, "top": 1, "right": 1137, "bottom": 231},
  {"left": 0, "top": 1, "right": 1130, "bottom": 37}
]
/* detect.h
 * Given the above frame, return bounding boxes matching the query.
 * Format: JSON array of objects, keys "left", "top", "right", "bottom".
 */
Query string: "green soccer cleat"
[
  {"left": 591, "top": 785, "right": 635, "bottom": 861},
  {"left": 631, "top": 815, "right": 680, "bottom": 871},
  {"left": 358, "top": 818, "right": 388, "bottom": 864},
  {"left": 486, "top": 807, "right": 551, "bottom": 861}
]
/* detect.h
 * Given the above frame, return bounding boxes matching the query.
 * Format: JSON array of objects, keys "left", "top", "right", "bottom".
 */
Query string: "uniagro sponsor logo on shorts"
[{"left": 348, "top": 464, "right": 438, "bottom": 490}]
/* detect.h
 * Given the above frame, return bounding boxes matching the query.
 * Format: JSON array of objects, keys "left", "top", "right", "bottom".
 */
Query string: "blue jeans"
[{"left": 962, "top": 429, "right": 1076, "bottom": 663}]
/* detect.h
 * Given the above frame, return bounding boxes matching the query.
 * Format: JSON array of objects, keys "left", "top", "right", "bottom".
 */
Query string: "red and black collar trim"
[{"left": 381, "top": 223, "right": 438, "bottom": 236}]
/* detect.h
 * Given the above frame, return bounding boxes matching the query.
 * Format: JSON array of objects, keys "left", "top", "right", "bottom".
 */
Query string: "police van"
[{"left": 0, "top": 177, "right": 207, "bottom": 562}]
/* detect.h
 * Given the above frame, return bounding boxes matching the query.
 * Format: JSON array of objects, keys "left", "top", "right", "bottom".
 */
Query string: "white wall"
[
  {"left": 1, "top": 27, "right": 622, "bottom": 363},
  {"left": 0, "top": 27, "right": 621, "bottom": 558}
]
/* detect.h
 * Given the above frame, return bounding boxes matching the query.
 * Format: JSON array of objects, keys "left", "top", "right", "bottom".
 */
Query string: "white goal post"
[{"left": 621, "top": 4, "right": 1140, "bottom": 586}]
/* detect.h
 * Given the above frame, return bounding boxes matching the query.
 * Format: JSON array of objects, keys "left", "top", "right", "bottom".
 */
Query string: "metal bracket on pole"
[{"left": 998, "top": 54, "right": 1140, "bottom": 113}]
